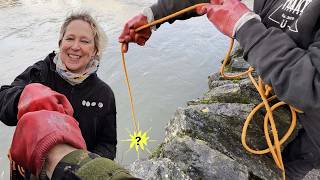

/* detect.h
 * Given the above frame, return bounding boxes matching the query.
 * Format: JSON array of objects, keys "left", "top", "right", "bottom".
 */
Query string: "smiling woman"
[
  {"left": 0, "top": 11, "right": 118, "bottom": 179},
  {"left": 56, "top": 12, "right": 107, "bottom": 85},
  {"left": 59, "top": 20, "right": 97, "bottom": 73}
]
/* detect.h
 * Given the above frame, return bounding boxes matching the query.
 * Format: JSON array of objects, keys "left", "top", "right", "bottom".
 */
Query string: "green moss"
[
  {"left": 231, "top": 78, "right": 241, "bottom": 83},
  {"left": 149, "top": 142, "right": 165, "bottom": 159},
  {"left": 238, "top": 96, "right": 253, "bottom": 104},
  {"left": 189, "top": 93, "right": 254, "bottom": 105},
  {"left": 187, "top": 98, "right": 218, "bottom": 105},
  {"left": 231, "top": 48, "right": 244, "bottom": 59},
  {"left": 223, "top": 65, "right": 232, "bottom": 73},
  {"left": 177, "top": 131, "right": 206, "bottom": 142}
]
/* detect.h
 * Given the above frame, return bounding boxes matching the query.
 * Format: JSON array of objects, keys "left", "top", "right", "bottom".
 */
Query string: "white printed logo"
[{"left": 268, "top": 0, "right": 312, "bottom": 32}]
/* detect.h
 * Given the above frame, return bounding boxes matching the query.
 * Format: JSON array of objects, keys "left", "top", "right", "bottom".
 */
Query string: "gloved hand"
[
  {"left": 10, "top": 110, "right": 87, "bottom": 176},
  {"left": 195, "top": 0, "right": 223, "bottom": 15},
  {"left": 198, "top": 0, "right": 254, "bottom": 37},
  {"left": 118, "top": 14, "right": 152, "bottom": 53},
  {"left": 17, "top": 83, "right": 73, "bottom": 119}
]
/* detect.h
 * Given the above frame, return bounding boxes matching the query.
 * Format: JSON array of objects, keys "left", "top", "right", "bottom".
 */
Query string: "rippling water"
[{"left": 0, "top": 0, "right": 229, "bottom": 179}]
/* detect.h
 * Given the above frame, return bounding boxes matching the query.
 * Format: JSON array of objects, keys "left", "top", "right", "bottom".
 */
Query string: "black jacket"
[
  {"left": 0, "top": 52, "right": 117, "bottom": 159},
  {"left": 236, "top": 0, "right": 320, "bottom": 153},
  {"left": 150, "top": 0, "right": 320, "bottom": 151}
]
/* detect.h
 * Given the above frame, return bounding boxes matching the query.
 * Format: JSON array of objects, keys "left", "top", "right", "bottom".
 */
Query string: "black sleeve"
[
  {"left": 253, "top": 0, "right": 278, "bottom": 18},
  {"left": 236, "top": 19, "right": 320, "bottom": 112},
  {"left": 150, "top": 0, "right": 210, "bottom": 28},
  {"left": 253, "top": 0, "right": 268, "bottom": 14},
  {"left": 0, "top": 61, "right": 47, "bottom": 126},
  {"left": 92, "top": 92, "right": 117, "bottom": 160}
]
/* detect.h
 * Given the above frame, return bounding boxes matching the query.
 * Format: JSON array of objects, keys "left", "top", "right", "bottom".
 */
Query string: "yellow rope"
[
  {"left": 120, "top": 3, "right": 208, "bottom": 134},
  {"left": 220, "top": 39, "right": 252, "bottom": 78},
  {"left": 135, "top": 3, "right": 209, "bottom": 32},
  {"left": 121, "top": 3, "right": 302, "bottom": 179},
  {"left": 121, "top": 44, "right": 139, "bottom": 133},
  {"left": 221, "top": 39, "right": 303, "bottom": 180}
]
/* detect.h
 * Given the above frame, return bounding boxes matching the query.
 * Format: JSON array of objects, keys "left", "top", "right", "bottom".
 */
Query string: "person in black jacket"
[
  {"left": 119, "top": 0, "right": 320, "bottom": 179},
  {"left": 0, "top": 11, "right": 117, "bottom": 160}
]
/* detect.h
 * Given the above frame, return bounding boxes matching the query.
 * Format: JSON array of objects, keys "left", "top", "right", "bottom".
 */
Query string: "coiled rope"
[
  {"left": 221, "top": 39, "right": 302, "bottom": 180},
  {"left": 120, "top": 3, "right": 302, "bottom": 180},
  {"left": 8, "top": 150, "right": 25, "bottom": 179}
]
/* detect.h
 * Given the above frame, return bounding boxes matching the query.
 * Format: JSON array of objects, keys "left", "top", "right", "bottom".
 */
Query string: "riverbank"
[{"left": 128, "top": 48, "right": 320, "bottom": 179}]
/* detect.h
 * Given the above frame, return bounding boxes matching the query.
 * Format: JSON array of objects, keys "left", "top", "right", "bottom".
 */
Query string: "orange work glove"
[
  {"left": 10, "top": 110, "right": 87, "bottom": 176},
  {"left": 17, "top": 83, "right": 73, "bottom": 119},
  {"left": 118, "top": 14, "right": 152, "bottom": 53},
  {"left": 198, "top": 0, "right": 258, "bottom": 37}
]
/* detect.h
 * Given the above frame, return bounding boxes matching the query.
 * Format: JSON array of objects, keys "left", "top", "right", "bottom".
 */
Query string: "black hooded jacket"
[{"left": 0, "top": 52, "right": 117, "bottom": 159}]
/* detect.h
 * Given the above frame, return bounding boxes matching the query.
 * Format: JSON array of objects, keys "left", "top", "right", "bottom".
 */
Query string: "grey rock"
[
  {"left": 164, "top": 103, "right": 281, "bottom": 179},
  {"left": 161, "top": 136, "right": 249, "bottom": 180},
  {"left": 304, "top": 169, "right": 320, "bottom": 180},
  {"left": 190, "top": 78, "right": 261, "bottom": 105},
  {"left": 208, "top": 72, "right": 247, "bottom": 89},
  {"left": 128, "top": 47, "right": 320, "bottom": 180},
  {"left": 206, "top": 78, "right": 260, "bottom": 105},
  {"left": 230, "top": 57, "right": 250, "bottom": 72},
  {"left": 129, "top": 158, "right": 191, "bottom": 180}
]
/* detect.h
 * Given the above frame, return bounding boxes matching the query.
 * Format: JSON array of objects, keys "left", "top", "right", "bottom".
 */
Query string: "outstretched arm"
[
  {"left": 0, "top": 61, "right": 47, "bottom": 126},
  {"left": 150, "top": 0, "right": 210, "bottom": 28},
  {"left": 119, "top": 0, "right": 210, "bottom": 52}
]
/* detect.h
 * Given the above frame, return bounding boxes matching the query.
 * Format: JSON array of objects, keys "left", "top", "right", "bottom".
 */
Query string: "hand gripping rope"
[{"left": 120, "top": 3, "right": 303, "bottom": 180}]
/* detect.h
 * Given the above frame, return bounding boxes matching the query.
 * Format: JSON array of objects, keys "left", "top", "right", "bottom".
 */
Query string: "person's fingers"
[
  {"left": 123, "top": 35, "right": 133, "bottom": 43},
  {"left": 119, "top": 18, "right": 138, "bottom": 42},
  {"left": 205, "top": 5, "right": 222, "bottom": 32},
  {"left": 119, "top": 14, "right": 151, "bottom": 50},
  {"left": 118, "top": 34, "right": 127, "bottom": 43},
  {"left": 136, "top": 36, "right": 146, "bottom": 46},
  {"left": 120, "top": 28, "right": 149, "bottom": 48},
  {"left": 121, "top": 43, "right": 129, "bottom": 53},
  {"left": 118, "top": 23, "right": 130, "bottom": 42},
  {"left": 135, "top": 30, "right": 151, "bottom": 46},
  {"left": 129, "top": 29, "right": 136, "bottom": 42},
  {"left": 206, "top": 5, "right": 219, "bottom": 17},
  {"left": 118, "top": 38, "right": 125, "bottom": 43},
  {"left": 56, "top": 95, "right": 74, "bottom": 116},
  {"left": 195, "top": 3, "right": 209, "bottom": 15},
  {"left": 138, "top": 30, "right": 151, "bottom": 40},
  {"left": 211, "top": 0, "right": 224, "bottom": 5}
]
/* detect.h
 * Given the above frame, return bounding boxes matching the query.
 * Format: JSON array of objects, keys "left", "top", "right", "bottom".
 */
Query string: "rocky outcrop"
[{"left": 129, "top": 51, "right": 320, "bottom": 179}]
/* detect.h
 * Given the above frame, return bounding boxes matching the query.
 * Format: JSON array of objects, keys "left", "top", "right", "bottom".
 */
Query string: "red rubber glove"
[
  {"left": 195, "top": 0, "right": 223, "bottom": 15},
  {"left": 17, "top": 83, "right": 73, "bottom": 120},
  {"left": 199, "top": 0, "right": 251, "bottom": 37},
  {"left": 10, "top": 110, "right": 87, "bottom": 176},
  {"left": 118, "top": 14, "right": 152, "bottom": 53}
]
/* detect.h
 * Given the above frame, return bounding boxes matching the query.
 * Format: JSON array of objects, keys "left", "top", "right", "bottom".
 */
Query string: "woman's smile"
[{"left": 60, "top": 20, "right": 96, "bottom": 73}]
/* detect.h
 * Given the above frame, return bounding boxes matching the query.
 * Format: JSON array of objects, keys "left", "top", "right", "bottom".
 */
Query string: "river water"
[{"left": 0, "top": 0, "right": 229, "bottom": 179}]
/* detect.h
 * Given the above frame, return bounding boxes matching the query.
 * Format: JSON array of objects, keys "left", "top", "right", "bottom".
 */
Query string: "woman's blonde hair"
[{"left": 59, "top": 11, "right": 107, "bottom": 60}]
